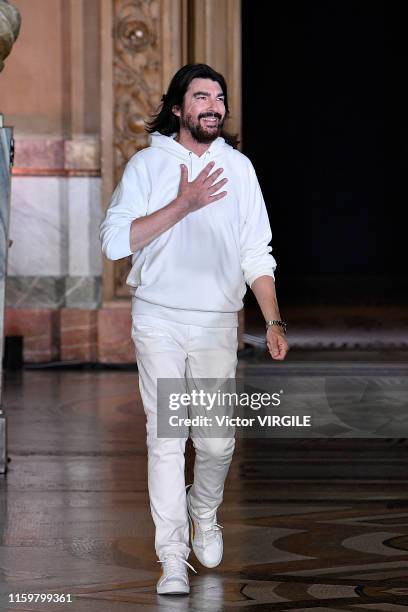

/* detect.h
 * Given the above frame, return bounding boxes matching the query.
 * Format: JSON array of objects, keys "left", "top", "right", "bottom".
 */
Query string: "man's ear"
[{"left": 172, "top": 105, "right": 181, "bottom": 118}]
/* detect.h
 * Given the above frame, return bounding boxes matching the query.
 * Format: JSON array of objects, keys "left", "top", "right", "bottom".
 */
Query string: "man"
[{"left": 100, "top": 63, "right": 288, "bottom": 595}]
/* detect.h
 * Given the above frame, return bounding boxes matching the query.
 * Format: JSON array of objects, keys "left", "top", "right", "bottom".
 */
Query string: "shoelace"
[
  {"left": 157, "top": 554, "right": 197, "bottom": 579},
  {"left": 200, "top": 522, "right": 224, "bottom": 547}
]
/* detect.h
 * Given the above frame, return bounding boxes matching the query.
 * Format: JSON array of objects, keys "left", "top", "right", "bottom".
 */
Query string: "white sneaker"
[
  {"left": 156, "top": 553, "right": 197, "bottom": 595},
  {"left": 186, "top": 484, "right": 224, "bottom": 568}
]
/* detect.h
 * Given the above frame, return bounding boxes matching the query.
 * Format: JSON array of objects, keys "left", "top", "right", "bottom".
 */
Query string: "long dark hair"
[{"left": 145, "top": 63, "right": 239, "bottom": 148}]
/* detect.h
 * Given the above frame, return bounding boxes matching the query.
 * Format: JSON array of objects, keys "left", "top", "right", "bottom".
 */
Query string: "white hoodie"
[{"left": 100, "top": 132, "right": 277, "bottom": 327}]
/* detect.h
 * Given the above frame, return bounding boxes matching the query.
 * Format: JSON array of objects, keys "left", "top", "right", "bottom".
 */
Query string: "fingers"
[
  {"left": 267, "top": 338, "right": 281, "bottom": 360},
  {"left": 205, "top": 167, "right": 224, "bottom": 185},
  {"left": 184, "top": 162, "right": 228, "bottom": 206},
  {"left": 197, "top": 161, "right": 215, "bottom": 180},
  {"left": 267, "top": 335, "right": 289, "bottom": 361},
  {"left": 208, "top": 191, "right": 227, "bottom": 202},
  {"left": 198, "top": 162, "right": 227, "bottom": 185},
  {"left": 208, "top": 177, "right": 228, "bottom": 195},
  {"left": 179, "top": 164, "right": 188, "bottom": 183}
]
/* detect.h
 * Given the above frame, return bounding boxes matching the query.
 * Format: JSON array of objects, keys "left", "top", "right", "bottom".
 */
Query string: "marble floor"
[{"left": 0, "top": 350, "right": 408, "bottom": 611}]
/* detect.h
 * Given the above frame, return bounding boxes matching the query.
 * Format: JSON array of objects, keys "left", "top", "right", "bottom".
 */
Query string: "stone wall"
[{"left": 1, "top": 0, "right": 104, "bottom": 362}]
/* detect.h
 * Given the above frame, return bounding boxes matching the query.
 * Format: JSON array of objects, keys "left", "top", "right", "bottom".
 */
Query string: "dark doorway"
[{"left": 242, "top": 0, "right": 406, "bottom": 313}]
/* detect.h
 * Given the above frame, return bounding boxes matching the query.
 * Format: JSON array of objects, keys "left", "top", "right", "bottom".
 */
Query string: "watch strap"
[{"left": 265, "top": 320, "right": 287, "bottom": 334}]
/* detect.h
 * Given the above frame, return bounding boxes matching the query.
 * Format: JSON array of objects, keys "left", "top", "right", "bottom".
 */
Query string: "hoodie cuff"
[{"left": 106, "top": 225, "right": 133, "bottom": 260}]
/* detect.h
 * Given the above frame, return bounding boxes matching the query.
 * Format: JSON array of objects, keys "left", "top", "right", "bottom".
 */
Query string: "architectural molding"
[
  {"left": 11, "top": 137, "right": 100, "bottom": 176},
  {"left": 12, "top": 169, "right": 101, "bottom": 177},
  {"left": 113, "top": 0, "right": 161, "bottom": 177}
]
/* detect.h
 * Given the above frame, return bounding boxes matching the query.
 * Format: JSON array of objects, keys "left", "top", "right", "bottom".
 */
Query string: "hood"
[{"left": 148, "top": 131, "right": 228, "bottom": 161}]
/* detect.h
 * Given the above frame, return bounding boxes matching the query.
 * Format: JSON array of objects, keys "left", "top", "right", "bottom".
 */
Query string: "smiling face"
[{"left": 172, "top": 78, "right": 226, "bottom": 143}]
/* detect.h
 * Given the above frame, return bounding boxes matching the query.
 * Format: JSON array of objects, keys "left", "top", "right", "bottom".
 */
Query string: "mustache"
[{"left": 198, "top": 112, "right": 222, "bottom": 120}]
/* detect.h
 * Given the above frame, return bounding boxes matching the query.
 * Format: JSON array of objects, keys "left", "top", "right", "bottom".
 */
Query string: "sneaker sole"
[{"left": 157, "top": 585, "right": 190, "bottom": 595}]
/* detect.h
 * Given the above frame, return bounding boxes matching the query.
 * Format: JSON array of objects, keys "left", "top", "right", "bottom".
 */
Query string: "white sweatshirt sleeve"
[
  {"left": 99, "top": 156, "right": 150, "bottom": 261},
  {"left": 240, "top": 160, "right": 277, "bottom": 287}
]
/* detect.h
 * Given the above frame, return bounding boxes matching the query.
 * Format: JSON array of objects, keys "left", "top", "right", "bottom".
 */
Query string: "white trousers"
[{"left": 132, "top": 313, "right": 238, "bottom": 561}]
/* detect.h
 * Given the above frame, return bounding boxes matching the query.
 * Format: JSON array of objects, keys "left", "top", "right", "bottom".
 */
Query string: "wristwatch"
[{"left": 265, "top": 320, "right": 287, "bottom": 335}]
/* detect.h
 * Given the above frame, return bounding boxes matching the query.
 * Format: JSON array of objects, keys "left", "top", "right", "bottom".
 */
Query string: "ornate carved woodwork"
[{"left": 113, "top": 0, "right": 161, "bottom": 178}]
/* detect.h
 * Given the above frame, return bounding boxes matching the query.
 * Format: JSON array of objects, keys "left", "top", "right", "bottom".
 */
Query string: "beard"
[{"left": 180, "top": 111, "right": 224, "bottom": 143}]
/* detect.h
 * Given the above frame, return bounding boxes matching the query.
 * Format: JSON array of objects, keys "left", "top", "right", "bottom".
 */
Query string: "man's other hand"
[{"left": 266, "top": 327, "right": 289, "bottom": 360}]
